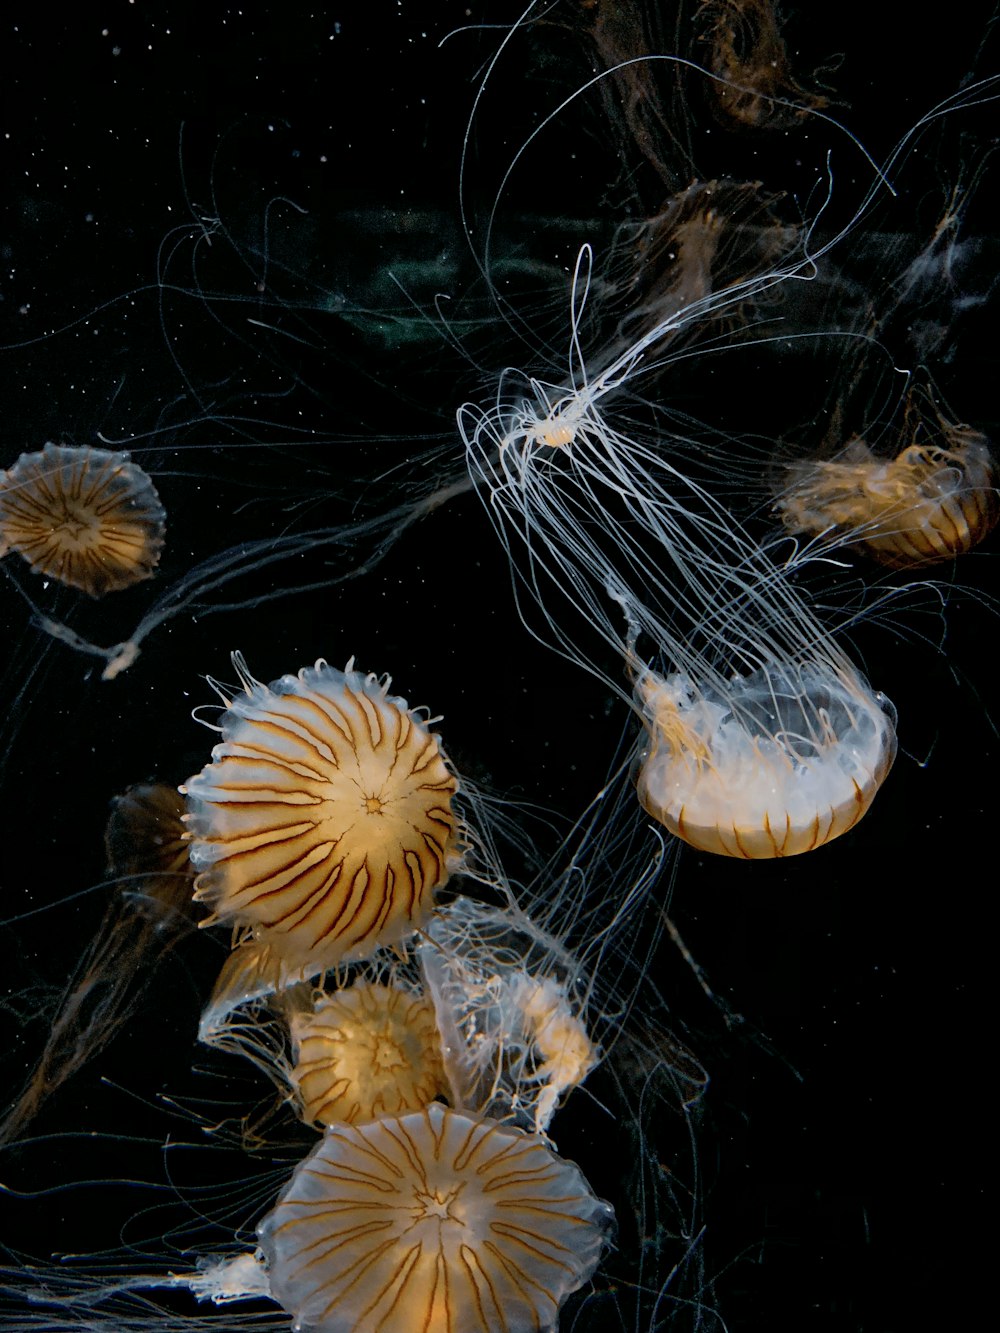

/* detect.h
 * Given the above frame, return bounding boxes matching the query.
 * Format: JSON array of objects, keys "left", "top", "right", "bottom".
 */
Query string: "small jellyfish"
[
  {"left": 777, "top": 430, "right": 998, "bottom": 569},
  {"left": 104, "top": 781, "right": 195, "bottom": 888},
  {"left": 420, "top": 895, "right": 599, "bottom": 1134},
  {"left": 288, "top": 979, "right": 449, "bottom": 1127},
  {"left": 183, "top": 655, "right": 462, "bottom": 980},
  {"left": 0, "top": 781, "right": 196, "bottom": 1145},
  {"left": 257, "top": 1101, "right": 614, "bottom": 1333},
  {"left": 0, "top": 441, "right": 165, "bottom": 596}
]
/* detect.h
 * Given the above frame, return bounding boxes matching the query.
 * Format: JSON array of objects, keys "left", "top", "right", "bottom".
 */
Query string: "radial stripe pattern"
[
  {"left": 258, "top": 1102, "right": 614, "bottom": 1333},
  {"left": 184, "top": 661, "right": 459, "bottom": 973},
  {"left": 290, "top": 981, "right": 449, "bottom": 1127},
  {"left": 0, "top": 442, "right": 166, "bottom": 595}
]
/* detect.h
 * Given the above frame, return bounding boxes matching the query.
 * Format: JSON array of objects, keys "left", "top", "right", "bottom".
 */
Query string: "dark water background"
[{"left": 1, "top": 3, "right": 995, "bottom": 1329}]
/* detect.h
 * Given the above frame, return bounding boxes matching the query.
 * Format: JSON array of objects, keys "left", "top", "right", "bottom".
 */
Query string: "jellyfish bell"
[
  {"left": 633, "top": 658, "right": 898, "bottom": 859},
  {"left": 777, "top": 429, "right": 998, "bottom": 570},
  {"left": 257, "top": 1100, "right": 614, "bottom": 1333},
  {"left": 288, "top": 978, "right": 450, "bottom": 1127},
  {"left": 0, "top": 441, "right": 165, "bottom": 596},
  {"left": 182, "top": 653, "right": 463, "bottom": 981}
]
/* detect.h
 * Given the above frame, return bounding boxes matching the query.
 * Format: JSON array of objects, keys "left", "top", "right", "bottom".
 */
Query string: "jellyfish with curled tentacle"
[
  {"left": 413, "top": 765, "right": 676, "bottom": 1134},
  {"left": 182, "top": 654, "right": 464, "bottom": 987},
  {"left": 257, "top": 1101, "right": 614, "bottom": 1333},
  {"left": 0, "top": 442, "right": 165, "bottom": 596},
  {"left": 459, "top": 246, "right": 897, "bottom": 858}
]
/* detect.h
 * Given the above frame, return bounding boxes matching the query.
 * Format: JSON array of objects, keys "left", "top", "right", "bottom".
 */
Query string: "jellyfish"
[
  {"left": 257, "top": 1101, "right": 615, "bottom": 1333},
  {"left": 410, "top": 751, "right": 682, "bottom": 1136},
  {"left": 0, "top": 9, "right": 995, "bottom": 1333},
  {"left": 419, "top": 895, "right": 600, "bottom": 1135},
  {"left": 459, "top": 243, "right": 899, "bottom": 859},
  {"left": 447, "top": 2, "right": 1000, "bottom": 867},
  {"left": 188, "top": 734, "right": 678, "bottom": 1152},
  {"left": 288, "top": 979, "right": 450, "bottom": 1127},
  {"left": 182, "top": 654, "right": 463, "bottom": 985},
  {"left": 448, "top": 5, "right": 985, "bottom": 862},
  {"left": 696, "top": 0, "right": 830, "bottom": 130},
  {"left": 632, "top": 658, "right": 896, "bottom": 858},
  {"left": 0, "top": 782, "right": 196, "bottom": 1146},
  {"left": 777, "top": 426, "right": 998, "bottom": 570},
  {"left": 0, "top": 442, "right": 165, "bottom": 596},
  {"left": 764, "top": 156, "right": 1000, "bottom": 573}
]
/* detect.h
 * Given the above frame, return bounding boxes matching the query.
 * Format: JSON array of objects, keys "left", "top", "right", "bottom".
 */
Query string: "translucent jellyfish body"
[
  {"left": 635, "top": 661, "right": 897, "bottom": 858},
  {"left": 289, "top": 979, "right": 449, "bottom": 1126},
  {"left": 420, "top": 896, "right": 598, "bottom": 1133},
  {"left": 699, "top": 0, "right": 829, "bottom": 130},
  {"left": 778, "top": 432, "right": 998, "bottom": 569},
  {"left": 0, "top": 442, "right": 165, "bottom": 595},
  {"left": 0, "top": 781, "right": 197, "bottom": 1146},
  {"left": 461, "top": 248, "right": 898, "bottom": 857},
  {"left": 257, "top": 1101, "right": 614, "bottom": 1333},
  {"left": 183, "top": 656, "right": 461, "bottom": 979}
]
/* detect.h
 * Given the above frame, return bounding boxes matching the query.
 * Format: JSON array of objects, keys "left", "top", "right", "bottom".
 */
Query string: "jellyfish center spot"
[
  {"left": 52, "top": 499, "right": 102, "bottom": 546},
  {"left": 314, "top": 770, "right": 405, "bottom": 847},
  {"left": 536, "top": 416, "right": 575, "bottom": 449},
  {"left": 372, "top": 1031, "right": 405, "bottom": 1071},
  {"left": 412, "top": 1183, "right": 465, "bottom": 1226}
]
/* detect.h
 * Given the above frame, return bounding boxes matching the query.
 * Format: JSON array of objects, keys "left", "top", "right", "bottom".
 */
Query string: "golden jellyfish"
[
  {"left": 289, "top": 979, "right": 449, "bottom": 1127},
  {"left": 257, "top": 1101, "right": 614, "bottom": 1333},
  {"left": 198, "top": 771, "right": 660, "bottom": 1134},
  {"left": 460, "top": 246, "right": 898, "bottom": 859},
  {"left": 183, "top": 654, "right": 462, "bottom": 979},
  {"left": 0, "top": 442, "right": 165, "bottom": 596},
  {"left": 777, "top": 430, "right": 998, "bottom": 569}
]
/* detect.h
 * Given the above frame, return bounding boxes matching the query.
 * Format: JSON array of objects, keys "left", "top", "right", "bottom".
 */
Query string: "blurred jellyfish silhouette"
[
  {"left": 696, "top": 0, "right": 832, "bottom": 131},
  {"left": 778, "top": 424, "right": 997, "bottom": 569},
  {"left": 0, "top": 782, "right": 195, "bottom": 1145},
  {"left": 0, "top": 442, "right": 165, "bottom": 596}
]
